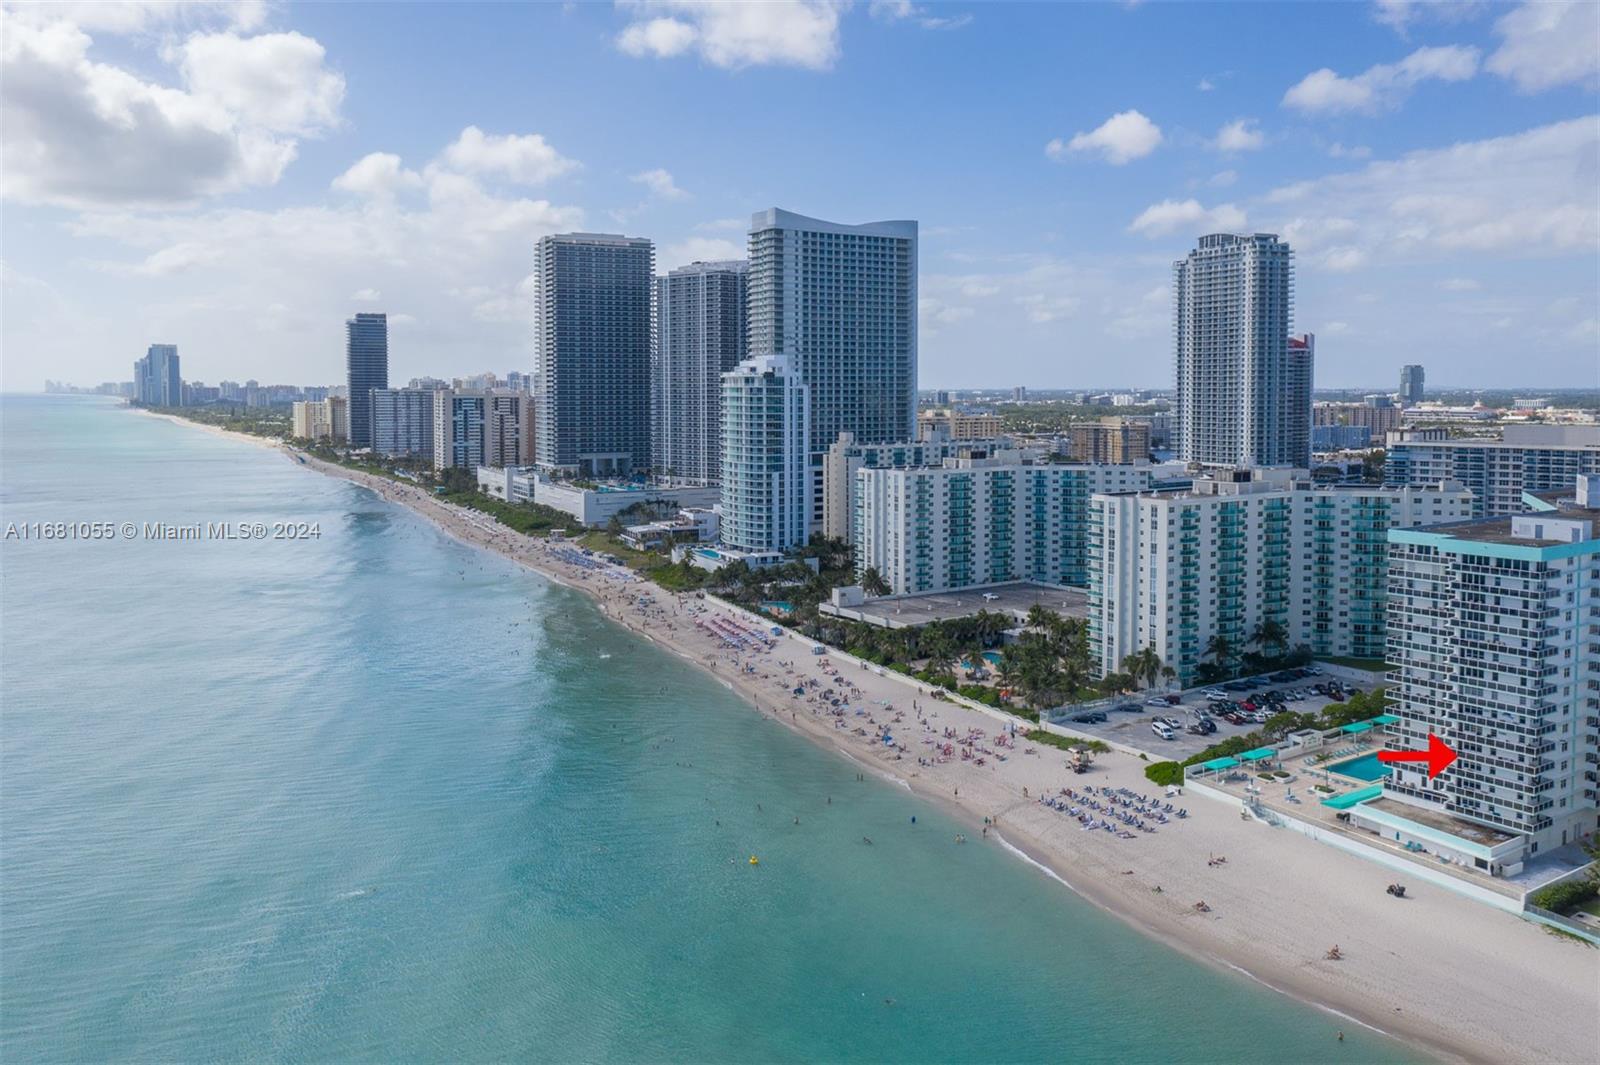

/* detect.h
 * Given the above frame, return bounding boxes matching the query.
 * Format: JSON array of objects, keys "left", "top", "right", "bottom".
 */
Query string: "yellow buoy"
[{"left": 748, "top": 855, "right": 760, "bottom": 865}]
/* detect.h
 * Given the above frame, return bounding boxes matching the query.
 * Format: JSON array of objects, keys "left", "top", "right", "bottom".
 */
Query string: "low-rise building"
[
  {"left": 917, "top": 408, "right": 1004, "bottom": 441},
  {"left": 1064, "top": 416, "right": 1151, "bottom": 464},
  {"left": 475, "top": 467, "right": 720, "bottom": 528}
]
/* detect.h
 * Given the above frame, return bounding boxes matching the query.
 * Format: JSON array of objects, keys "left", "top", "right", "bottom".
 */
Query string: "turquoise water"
[
  {"left": 1330, "top": 753, "right": 1391, "bottom": 782},
  {"left": 1, "top": 396, "right": 1418, "bottom": 1063}
]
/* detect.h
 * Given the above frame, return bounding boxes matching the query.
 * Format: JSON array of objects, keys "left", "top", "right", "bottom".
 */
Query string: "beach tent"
[
  {"left": 1339, "top": 720, "right": 1376, "bottom": 734},
  {"left": 1239, "top": 747, "right": 1275, "bottom": 763},
  {"left": 1372, "top": 713, "right": 1400, "bottom": 725}
]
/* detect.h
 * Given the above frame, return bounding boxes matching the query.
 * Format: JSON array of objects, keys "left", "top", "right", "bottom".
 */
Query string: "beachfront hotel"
[
  {"left": 1385, "top": 425, "right": 1600, "bottom": 516},
  {"left": 345, "top": 313, "right": 388, "bottom": 449},
  {"left": 820, "top": 432, "right": 1015, "bottom": 544},
  {"left": 747, "top": 208, "right": 918, "bottom": 533},
  {"left": 652, "top": 260, "right": 748, "bottom": 486},
  {"left": 851, "top": 454, "right": 1176, "bottom": 597},
  {"left": 1088, "top": 471, "right": 1473, "bottom": 684},
  {"left": 532, "top": 233, "right": 654, "bottom": 478},
  {"left": 1174, "top": 233, "right": 1310, "bottom": 469},
  {"left": 1363, "top": 476, "right": 1600, "bottom": 873},
  {"left": 290, "top": 396, "right": 348, "bottom": 442},
  {"left": 718, "top": 355, "right": 810, "bottom": 555}
]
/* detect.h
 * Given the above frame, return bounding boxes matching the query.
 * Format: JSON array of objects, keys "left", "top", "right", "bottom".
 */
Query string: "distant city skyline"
[{"left": 2, "top": 2, "right": 1595, "bottom": 390}]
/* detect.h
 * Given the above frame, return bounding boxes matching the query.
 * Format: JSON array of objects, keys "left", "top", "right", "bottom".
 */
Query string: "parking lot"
[{"left": 1050, "top": 668, "right": 1377, "bottom": 759}]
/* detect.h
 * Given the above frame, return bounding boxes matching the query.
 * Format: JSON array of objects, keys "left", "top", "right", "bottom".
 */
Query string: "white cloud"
[
  {"left": 1127, "top": 199, "right": 1246, "bottom": 238},
  {"left": 869, "top": 1, "right": 972, "bottom": 30},
  {"left": 1282, "top": 45, "right": 1479, "bottom": 114},
  {"left": 1372, "top": 0, "right": 1484, "bottom": 37},
  {"left": 1321, "top": 320, "right": 1350, "bottom": 334},
  {"left": 1264, "top": 118, "right": 1597, "bottom": 266},
  {"left": 1320, "top": 246, "right": 1367, "bottom": 272},
  {"left": 331, "top": 152, "right": 423, "bottom": 198},
  {"left": 631, "top": 167, "right": 687, "bottom": 200},
  {"left": 1327, "top": 142, "right": 1372, "bottom": 160},
  {"left": 696, "top": 217, "right": 745, "bottom": 231},
  {"left": 352, "top": 287, "right": 382, "bottom": 302},
  {"left": 615, "top": 1, "right": 844, "bottom": 71},
  {"left": 659, "top": 236, "right": 744, "bottom": 269},
  {"left": 2, "top": 1, "right": 268, "bottom": 35},
  {"left": 1048, "top": 109, "right": 1163, "bottom": 165},
  {"left": 1197, "top": 77, "right": 1215, "bottom": 91},
  {"left": 175, "top": 31, "right": 344, "bottom": 136},
  {"left": 1487, "top": 2, "right": 1600, "bottom": 92},
  {"left": 1212, "top": 118, "right": 1264, "bottom": 152},
  {"left": 920, "top": 297, "right": 975, "bottom": 331},
  {"left": 0, "top": 13, "right": 344, "bottom": 208},
  {"left": 439, "top": 126, "right": 578, "bottom": 185},
  {"left": 1437, "top": 277, "right": 1481, "bottom": 291},
  {"left": 1208, "top": 169, "right": 1238, "bottom": 188}
]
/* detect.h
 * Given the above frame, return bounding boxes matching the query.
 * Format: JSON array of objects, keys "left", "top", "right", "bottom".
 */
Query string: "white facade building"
[
  {"left": 1174, "top": 233, "right": 1310, "bottom": 468},
  {"left": 1386, "top": 425, "right": 1600, "bottom": 516},
  {"left": 852, "top": 456, "right": 1178, "bottom": 597},
  {"left": 475, "top": 467, "right": 719, "bottom": 527},
  {"left": 1372, "top": 477, "right": 1600, "bottom": 872},
  {"left": 820, "top": 432, "right": 1014, "bottom": 543},
  {"left": 1088, "top": 471, "right": 1473, "bottom": 683},
  {"left": 370, "top": 388, "right": 435, "bottom": 457},
  {"left": 719, "top": 355, "right": 810, "bottom": 554},
  {"left": 433, "top": 390, "right": 487, "bottom": 471}
]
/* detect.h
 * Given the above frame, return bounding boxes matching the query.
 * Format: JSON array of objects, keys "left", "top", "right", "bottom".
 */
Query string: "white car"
[
  {"left": 982, "top": 592, "right": 1000, "bottom": 601},
  {"left": 1151, "top": 722, "right": 1176, "bottom": 740},
  {"left": 1146, "top": 696, "right": 1172, "bottom": 707}
]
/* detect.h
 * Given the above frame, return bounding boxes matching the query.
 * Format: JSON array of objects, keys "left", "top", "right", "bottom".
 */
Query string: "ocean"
[{"left": 0, "top": 395, "right": 1416, "bottom": 1063}]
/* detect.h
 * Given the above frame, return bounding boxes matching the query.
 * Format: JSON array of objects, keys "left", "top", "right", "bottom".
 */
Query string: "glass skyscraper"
[
  {"left": 345, "top": 313, "right": 389, "bottom": 449},
  {"left": 1173, "top": 233, "right": 1310, "bottom": 468},
  {"left": 532, "top": 233, "right": 654, "bottom": 477},
  {"left": 134, "top": 344, "right": 181, "bottom": 406},
  {"left": 652, "top": 260, "right": 748, "bottom": 485},
  {"left": 746, "top": 209, "right": 917, "bottom": 454}
]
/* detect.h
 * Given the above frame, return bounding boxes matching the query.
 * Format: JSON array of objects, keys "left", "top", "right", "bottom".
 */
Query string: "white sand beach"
[{"left": 146, "top": 412, "right": 1599, "bottom": 1065}]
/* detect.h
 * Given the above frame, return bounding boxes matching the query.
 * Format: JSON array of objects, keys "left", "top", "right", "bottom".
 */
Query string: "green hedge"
[
  {"left": 1144, "top": 761, "right": 1185, "bottom": 787},
  {"left": 1531, "top": 879, "right": 1599, "bottom": 914}
]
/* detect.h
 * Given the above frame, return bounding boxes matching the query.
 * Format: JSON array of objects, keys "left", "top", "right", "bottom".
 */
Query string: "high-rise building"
[
  {"left": 719, "top": 356, "right": 810, "bottom": 555},
  {"left": 484, "top": 391, "right": 535, "bottom": 468},
  {"left": 854, "top": 456, "right": 1168, "bottom": 596},
  {"left": 134, "top": 344, "right": 181, "bottom": 406},
  {"left": 652, "top": 260, "right": 748, "bottom": 484},
  {"left": 532, "top": 233, "right": 654, "bottom": 477},
  {"left": 346, "top": 313, "right": 388, "bottom": 448},
  {"left": 1174, "top": 234, "right": 1308, "bottom": 467},
  {"left": 290, "top": 397, "right": 347, "bottom": 442},
  {"left": 746, "top": 208, "right": 918, "bottom": 533},
  {"left": 371, "top": 388, "right": 436, "bottom": 457},
  {"left": 1313, "top": 401, "right": 1402, "bottom": 445},
  {"left": 747, "top": 208, "right": 916, "bottom": 453},
  {"left": 1368, "top": 477, "right": 1599, "bottom": 874},
  {"left": 1385, "top": 425, "right": 1600, "bottom": 516},
  {"left": 433, "top": 390, "right": 487, "bottom": 471},
  {"left": 1399, "top": 364, "right": 1426, "bottom": 406},
  {"left": 820, "top": 432, "right": 1014, "bottom": 543},
  {"left": 1088, "top": 471, "right": 1473, "bottom": 683}
]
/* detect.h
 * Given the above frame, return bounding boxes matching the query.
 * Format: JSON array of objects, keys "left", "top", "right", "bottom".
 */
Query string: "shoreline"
[{"left": 145, "top": 406, "right": 1598, "bottom": 1065}]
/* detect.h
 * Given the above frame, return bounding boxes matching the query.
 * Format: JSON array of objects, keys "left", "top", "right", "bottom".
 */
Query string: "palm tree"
[
  {"left": 1025, "top": 604, "right": 1059, "bottom": 633},
  {"left": 1204, "top": 633, "right": 1235, "bottom": 670},
  {"left": 1249, "top": 619, "right": 1290, "bottom": 657},
  {"left": 861, "top": 567, "right": 890, "bottom": 597},
  {"left": 1120, "top": 645, "right": 1165, "bottom": 691}
]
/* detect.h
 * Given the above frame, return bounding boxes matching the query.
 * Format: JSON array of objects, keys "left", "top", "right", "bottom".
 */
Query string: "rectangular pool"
[{"left": 1329, "top": 752, "right": 1389, "bottom": 782}]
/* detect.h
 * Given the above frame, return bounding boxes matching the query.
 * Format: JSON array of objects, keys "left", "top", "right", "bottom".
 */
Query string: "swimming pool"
[
  {"left": 1328, "top": 752, "right": 1389, "bottom": 782},
  {"left": 982, "top": 651, "right": 1003, "bottom": 665}
]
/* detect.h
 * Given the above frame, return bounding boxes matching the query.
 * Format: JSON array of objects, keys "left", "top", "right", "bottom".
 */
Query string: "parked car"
[
  {"left": 1202, "top": 688, "right": 1226, "bottom": 699},
  {"left": 1156, "top": 715, "right": 1183, "bottom": 730},
  {"left": 1151, "top": 722, "right": 1176, "bottom": 740},
  {"left": 1113, "top": 703, "right": 1143, "bottom": 714},
  {"left": 1146, "top": 696, "right": 1172, "bottom": 707}
]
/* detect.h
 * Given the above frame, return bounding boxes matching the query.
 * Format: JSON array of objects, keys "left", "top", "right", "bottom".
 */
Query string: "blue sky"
[{"left": 2, "top": 1, "right": 1596, "bottom": 391}]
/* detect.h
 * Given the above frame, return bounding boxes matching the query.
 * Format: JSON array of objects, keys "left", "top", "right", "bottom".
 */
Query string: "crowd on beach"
[{"left": 261, "top": 443, "right": 1600, "bottom": 1065}]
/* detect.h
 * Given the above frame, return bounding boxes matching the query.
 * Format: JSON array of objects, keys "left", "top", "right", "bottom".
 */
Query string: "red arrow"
[{"left": 1377, "top": 733, "right": 1458, "bottom": 779}]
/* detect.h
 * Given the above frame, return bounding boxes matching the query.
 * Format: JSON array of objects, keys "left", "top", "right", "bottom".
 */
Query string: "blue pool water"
[{"left": 1329, "top": 752, "right": 1391, "bottom": 782}]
